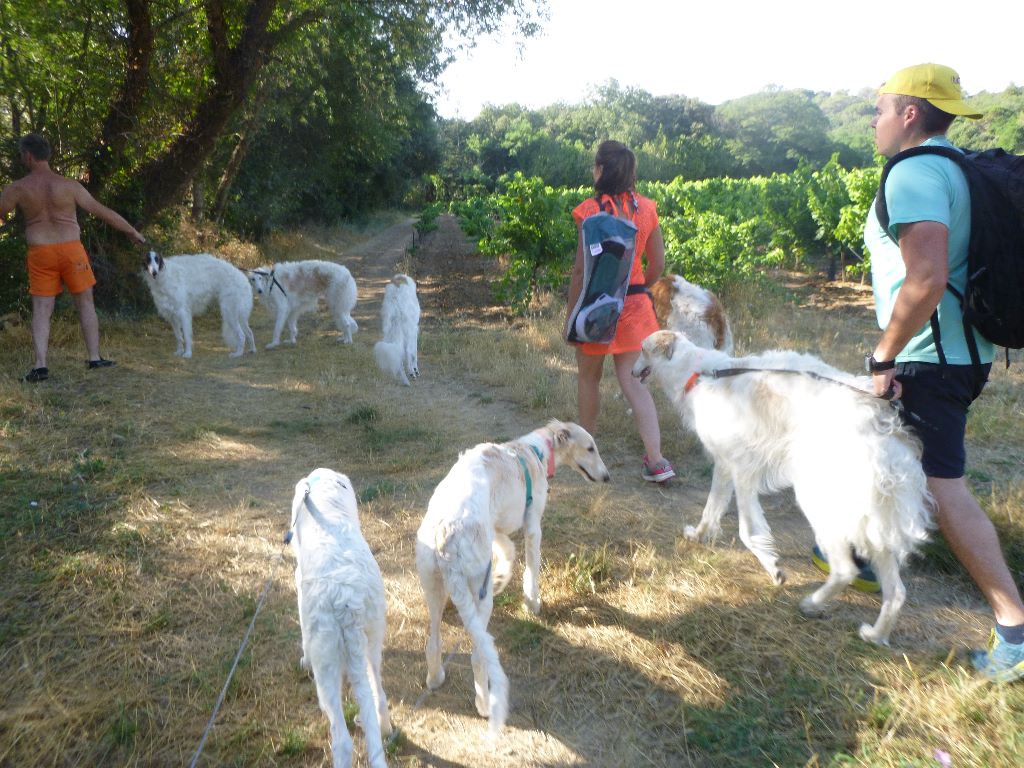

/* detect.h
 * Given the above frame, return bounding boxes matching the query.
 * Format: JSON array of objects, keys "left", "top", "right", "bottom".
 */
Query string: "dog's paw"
[
  {"left": 524, "top": 596, "right": 541, "bottom": 616},
  {"left": 182, "top": 351, "right": 193, "bottom": 359},
  {"left": 475, "top": 693, "right": 490, "bottom": 718},
  {"left": 798, "top": 596, "right": 829, "bottom": 618},
  {"left": 265, "top": 341, "right": 279, "bottom": 349},
  {"left": 858, "top": 623, "right": 890, "bottom": 647},
  {"left": 771, "top": 568, "right": 786, "bottom": 586},
  {"left": 684, "top": 524, "right": 717, "bottom": 543},
  {"left": 229, "top": 350, "right": 243, "bottom": 358},
  {"left": 426, "top": 668, "right": 445, "bottom": 690}
]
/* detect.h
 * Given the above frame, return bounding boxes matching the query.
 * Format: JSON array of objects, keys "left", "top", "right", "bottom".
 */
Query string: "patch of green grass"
[
  {"left": 345, "top": 405, "right": 380, "bottom": 425},
  {"left": 566, "top": 544, "right": 611, "bottom": 595},
  {"left": 359, "top": 480, "right": 397, "bottom": 505},
  {"left": 502, "top": 616, "right": 547, "bottom": 652},
  {"left": 106, "top": 702, "right": 139, "bottom": 748},
  {"left": 276, "top": 728, "right": 307, "bottom": 757}
]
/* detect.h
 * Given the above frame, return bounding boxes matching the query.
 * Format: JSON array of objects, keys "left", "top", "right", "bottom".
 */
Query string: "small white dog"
[
  {"left": 415, "top": 420, "right": 610, "bottom": 733},
  {"left": 289, "top": 468, "right": 392, "bottom": 768},
  {"left": 633, "top": 330, "right": 931, "bottom": 645},
  {"left": 649, "top": 274, "right": 733, "bottom": 353},
  {"left": 142, "top": 251, "right": 256, "bottom": 358},
  {"left": 374, "top": 274, "right": 421, "bottom": 385},
  {"left": 249, "top": 260, "right": 358, "bottom": 348}
]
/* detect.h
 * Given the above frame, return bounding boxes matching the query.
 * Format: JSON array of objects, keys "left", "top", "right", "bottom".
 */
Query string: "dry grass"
[{"left": 1, "top": 223, "right": 1022, "bottom": 767}]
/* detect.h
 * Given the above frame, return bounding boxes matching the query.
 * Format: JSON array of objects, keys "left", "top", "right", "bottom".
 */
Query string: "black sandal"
[
  {"left": 23, "top": 367, "right": 49, "bottom": 382},
  {"left": 87, "top": 358, "right": 116, "bottom": 370}
]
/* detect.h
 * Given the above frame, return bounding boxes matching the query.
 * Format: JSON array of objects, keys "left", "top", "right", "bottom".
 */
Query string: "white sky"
[{"left": 433, "top": 0, "right": 1023, "bottom": 119}]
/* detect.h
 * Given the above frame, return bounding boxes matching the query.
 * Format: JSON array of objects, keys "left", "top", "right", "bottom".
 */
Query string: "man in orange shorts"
[{"left": 0, "top": 133, "right": 145, "bottom": 381}]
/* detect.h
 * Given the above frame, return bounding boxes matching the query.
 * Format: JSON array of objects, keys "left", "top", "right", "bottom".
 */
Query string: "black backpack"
[{"left": 875, "top": 145, "right": 1024, "bottom": 368}]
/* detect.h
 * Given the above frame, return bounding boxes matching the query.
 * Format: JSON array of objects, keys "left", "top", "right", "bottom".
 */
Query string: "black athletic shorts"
[{"left": 895, "top": 361, "right": 991, "bottom": 479}]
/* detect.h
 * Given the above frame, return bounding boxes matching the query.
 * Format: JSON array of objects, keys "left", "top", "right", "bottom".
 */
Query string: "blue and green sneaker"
[{"left": 970, "top": 628, "right": 1024, "bottom": 684}]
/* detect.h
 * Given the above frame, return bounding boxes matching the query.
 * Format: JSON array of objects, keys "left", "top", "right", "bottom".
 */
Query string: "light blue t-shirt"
[{"left": 865, "top": 136, "right": 994, "bottom": 365}]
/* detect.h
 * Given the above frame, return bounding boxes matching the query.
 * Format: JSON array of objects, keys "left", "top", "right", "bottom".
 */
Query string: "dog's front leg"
[
  {"left": 168, "top": 312, "right": 185, "bottom": 356},
  {"left": 733, "top": 479, "right": 784, "bottom": 585},
  {"left": 177, "top": 310, "right": 193, "bottom": 358},
  {"left": 264, "top": 305, "right": 285, "bottom": 349},
  {"left": 685, "top": 462, "right": 733, "bottom": 543},
  {"left": 523, "top": 522, "right": 542, "bottom": 616}
]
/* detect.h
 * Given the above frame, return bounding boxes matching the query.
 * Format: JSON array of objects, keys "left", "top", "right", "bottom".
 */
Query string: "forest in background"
[{"left": 1, "top": 0, "right": 1022, "bottom": 312}]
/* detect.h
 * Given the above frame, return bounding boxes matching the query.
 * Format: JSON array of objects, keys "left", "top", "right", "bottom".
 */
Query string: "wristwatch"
[{"left": 865, "top": 355, "right": 896, "bottom": 374}]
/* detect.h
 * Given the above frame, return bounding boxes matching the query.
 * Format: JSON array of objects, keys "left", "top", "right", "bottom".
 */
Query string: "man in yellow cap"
[{"left": 865, "top": 63, "right": 1024, "bottom": 682}]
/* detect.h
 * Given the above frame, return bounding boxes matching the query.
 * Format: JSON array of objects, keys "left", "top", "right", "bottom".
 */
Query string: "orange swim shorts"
[{"left": 27, "top": 240, "right": 96, "bottom": 297}]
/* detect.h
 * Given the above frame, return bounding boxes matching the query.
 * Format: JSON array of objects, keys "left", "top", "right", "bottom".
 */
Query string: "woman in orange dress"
[{"left": 564, "top": 140, "right": 674, "bottom": 482}]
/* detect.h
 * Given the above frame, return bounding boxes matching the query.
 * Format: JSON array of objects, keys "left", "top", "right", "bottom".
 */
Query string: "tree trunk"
[
  {"left": 191, "top": 177, "right": 205, "bottom": 222},
  {"left": 211, "top": 86, "right": 269, "bottom": 221},
  {"left": 134, "top": 0, "right": 281, "bottom": 224},
  {"left": 85, "top": 0, "right": 154, "bottom": 196}
]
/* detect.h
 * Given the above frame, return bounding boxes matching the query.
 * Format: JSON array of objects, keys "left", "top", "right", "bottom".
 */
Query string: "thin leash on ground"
[{"left": 188, "top": 536, "right": 289, "bottom": 768}]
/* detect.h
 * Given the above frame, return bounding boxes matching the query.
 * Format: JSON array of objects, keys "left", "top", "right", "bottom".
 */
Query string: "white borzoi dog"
[
  {"left": 142, "top": 251, "right": 256, "bottom": 358},
  {"left": 373, "top": 273, "right": 421, "bottom": 386},
  {"left": 289, "top": 468, "right": 392, "bottom": 768},
  {"left": 649, "top": 274, "right": 734, "bottom": 353},
  {"left": 248, "top": 260, "right": 358, "bottom": 348},
  {"left": 415, "top": 420, "right": 610, "bottom": 733},
  {"left": 633, "top": 331, "right": 931, "bottom": 645}
]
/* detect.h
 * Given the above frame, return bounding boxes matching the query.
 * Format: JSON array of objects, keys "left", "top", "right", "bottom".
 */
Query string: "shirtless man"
[{"left": 0, "top": 133, "right": 145, "bottom": 382}]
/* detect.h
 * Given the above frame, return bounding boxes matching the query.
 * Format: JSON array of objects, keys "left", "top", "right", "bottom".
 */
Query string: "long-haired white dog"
[
  {"left": 142, "top": 251, "right": 256, "bottom": 358},
  {"left": 633, "top": 330, "right": 931, "bottom": 645},
  {"left": 289, "top": 468, "right": 392, "bottom": 768},
  {"left": 374, "top": 273, "right": 421, "bottom": 386},
  {"left": 415, "top": 420, "right": 610, "bottom": 733},
  {"left": 249, "top": 260, "right": 358, "bottom": 348},
  {"left": 649, "top": 274, "right": 733, "bottom": 353}
]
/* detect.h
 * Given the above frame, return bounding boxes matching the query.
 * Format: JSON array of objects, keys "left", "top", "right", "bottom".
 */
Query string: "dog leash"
[
  {"left": 188, "top": 532, "right": 290, "bottom": 768},
  {"left": 702, "top": 366, "right": 898, "bottom": 402}
]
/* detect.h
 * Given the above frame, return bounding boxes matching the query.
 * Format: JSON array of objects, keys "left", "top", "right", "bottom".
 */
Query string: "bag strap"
[{"left": 596, "top": 191, "right": 640, "bottom": 222}]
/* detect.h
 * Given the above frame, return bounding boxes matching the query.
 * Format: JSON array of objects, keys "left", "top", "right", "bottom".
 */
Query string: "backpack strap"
[
  {"left": 875, "top": 144, "right": 967, "bottom": 233},
  {"left": 596, "top": 192, "right": 640, "bottom": 221}
]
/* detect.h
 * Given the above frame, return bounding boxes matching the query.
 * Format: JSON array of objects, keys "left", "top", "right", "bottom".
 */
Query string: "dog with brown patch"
[
  {"left": 249, "top": 260, "right": 358, "bottom": 348},
  {"left": 648, "top": 274, "right": 733, "bottom": 353}
]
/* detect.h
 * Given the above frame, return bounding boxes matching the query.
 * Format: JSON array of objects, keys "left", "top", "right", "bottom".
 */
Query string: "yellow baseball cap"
[{"left": 880, "top": 63, "right": 983, "bottom": 119}]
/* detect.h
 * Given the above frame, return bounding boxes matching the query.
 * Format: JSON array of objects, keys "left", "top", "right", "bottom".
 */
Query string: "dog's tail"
[
  {"left": 374, "top": 340, "right": 409, "bottom": 385},
  {"left": 863, "top": 411, "right": 933, "bottom": 562},
  {"left": 443, "top": 564, "right": 509, "bottom": 734},
  {"left": 337, "top": 613, "right": 389, "bottom": 768}
]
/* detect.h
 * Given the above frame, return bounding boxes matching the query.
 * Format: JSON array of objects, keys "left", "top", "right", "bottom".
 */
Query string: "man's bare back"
[
  {"left": 4, "top": 170, "right": 84, "bottom": 245},
  {"left": 1, "top": 162, "right": 143, "bottom": 247}
]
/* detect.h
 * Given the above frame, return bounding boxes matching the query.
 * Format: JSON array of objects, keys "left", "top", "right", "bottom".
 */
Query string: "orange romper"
[{"left": 571, "top": 192, "right": 660, "bottom": 355}]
